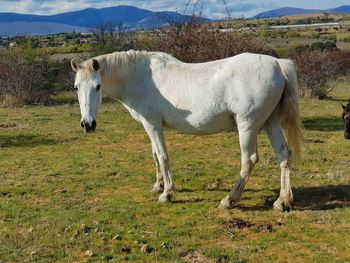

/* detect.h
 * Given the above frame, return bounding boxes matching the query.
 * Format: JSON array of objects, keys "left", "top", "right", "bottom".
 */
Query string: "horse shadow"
[
  {"left": 175, "top": 184, "right": 350, "bottom": 211},
  {"left": 0, "top": 134, "right": 59, "bottom": 148},
  {"left": 302, "top": 117, "right": 343, "bottom": 131},
  {"left": 264, "top": 184, "right": 350, "bottom": 210}
]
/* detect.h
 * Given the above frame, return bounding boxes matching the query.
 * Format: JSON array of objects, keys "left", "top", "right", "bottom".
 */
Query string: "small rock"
[
  {"left": 28, "top": 227, "right": 34, "bottom": 233},
  {"left": 140, "top": 244, "right": 149, "bottom": 253},
  {"left": 30, "top": 251, "right": 37, "bottom": 256},
  {"left": 160, "top": 242, "right": 167, "bottom": 249},
  {"left": 206, "top": 182, "right": 219, "bottom": 190},
  {"left": 84, "top": 250, "right": 94, "bottom": 257}
]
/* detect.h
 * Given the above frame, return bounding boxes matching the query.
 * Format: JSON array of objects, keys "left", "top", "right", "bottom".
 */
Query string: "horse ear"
[
  {"left": 91, "top": 59, "right": 100, "bottom": 71},
  {"left": 71, "top": 59, "right": 82, "bottom": 72}
]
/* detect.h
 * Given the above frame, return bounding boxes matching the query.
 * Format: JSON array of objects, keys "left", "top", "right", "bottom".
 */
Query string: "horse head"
[{"left": 71, "top": 59, "right": 102, "bottom": 133}]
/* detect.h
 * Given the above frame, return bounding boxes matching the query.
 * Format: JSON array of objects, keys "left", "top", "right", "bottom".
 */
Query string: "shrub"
[
  {"left": 321, "top": 33, "right": 337, "bottom": 41},
  {"left": 90, "top": 21, "right": 136, "bottom": 55},
  {"left": 293, "top": 41, "right": 337, "bottom": 53},
  {"left": 337, "top": 35, "right": 350, "bottom": 43},
  {"left": 0, "top": 41, "right": 67, "bottom": 106},
  {"left": 149, "top": 19, "right": 275, "bottom": 63},
  {"left": 290, "top": 50, "right": 349, "bottom": 99},
  {"left": 285, "top": 31, "right": 300, "bottom": 38},
  {"left": 310, "top": 41, "right": 337, "bottom": 51}
]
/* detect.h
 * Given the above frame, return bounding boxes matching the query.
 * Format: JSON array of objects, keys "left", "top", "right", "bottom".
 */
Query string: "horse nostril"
[
  {"left": 91, "top": 120, "right": 97, "bottom": 131},
  {"left": 81, "top": 121, "right": 85, "bottom": 129}
]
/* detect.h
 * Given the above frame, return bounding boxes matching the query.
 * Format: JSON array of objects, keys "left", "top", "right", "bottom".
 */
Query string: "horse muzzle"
[
  {"left": 345, "top": 132, "right": 350, "bottom": 140},
  {"left": 81, "top": 120, "right": 96, "bottom": 133}
]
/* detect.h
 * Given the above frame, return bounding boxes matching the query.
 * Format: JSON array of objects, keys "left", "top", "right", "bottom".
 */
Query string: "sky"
[{"left": 0, "top": 0, "right": 349, "bottom": 19}]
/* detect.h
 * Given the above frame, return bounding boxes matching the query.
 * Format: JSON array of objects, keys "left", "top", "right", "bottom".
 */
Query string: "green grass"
[{"left": 0, "top": 84, "right": 349, "bottom": 262}]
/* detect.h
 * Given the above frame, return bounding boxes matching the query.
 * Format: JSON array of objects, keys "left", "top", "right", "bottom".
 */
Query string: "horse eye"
[
  {"left": 96, "top": 85, "right": 101, "bottom": 91},
  {"left": 73, "top": 85, "right": 78, "bottom": 91}
]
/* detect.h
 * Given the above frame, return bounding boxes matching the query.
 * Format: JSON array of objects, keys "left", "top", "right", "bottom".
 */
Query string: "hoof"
[
  {"left": 152, "top": 183, "right": 164, "bottom": 193},
  {"left": 273, "top": 199, "right": 292, "bottom": 212},
  {"left": 158, "top": 192, "right": 173, "bottom": 203},
  {"left": 218, "top": 196, "right": 235, "bottom": 209}
]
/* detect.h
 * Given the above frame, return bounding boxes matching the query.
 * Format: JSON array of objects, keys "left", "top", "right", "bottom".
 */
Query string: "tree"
[{"left": 90, "top": 21, "right": 135, "bottom": 53}]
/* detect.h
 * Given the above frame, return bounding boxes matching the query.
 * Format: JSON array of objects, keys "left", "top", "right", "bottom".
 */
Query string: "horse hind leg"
[
  {"left": 219, "top": 127, "right": 259, "bottom": 208},
  {"left": 264, "top": 114, "right": 293, "bottom": 212}
]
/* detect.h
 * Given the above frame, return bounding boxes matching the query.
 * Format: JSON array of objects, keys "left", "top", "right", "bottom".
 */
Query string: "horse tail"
[{"left": 277, "top": 59, "right": 303, "bottom": 162}]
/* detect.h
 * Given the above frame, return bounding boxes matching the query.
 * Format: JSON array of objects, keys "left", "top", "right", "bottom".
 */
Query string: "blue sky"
[{"left": 0, "top": 0, "right": 349, "bottom": 18}]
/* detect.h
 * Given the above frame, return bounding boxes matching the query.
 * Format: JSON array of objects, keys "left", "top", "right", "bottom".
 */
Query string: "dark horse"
[{"left": 342, "top": 98, "right": 350, "bottom": 139}]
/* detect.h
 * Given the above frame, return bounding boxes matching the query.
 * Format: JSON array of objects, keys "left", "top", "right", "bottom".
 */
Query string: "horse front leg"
[
  {"left": 151, "top": 145, "right": 164, "bottom": 193},
  {"left": 142, "top": 120, "right": 175, "bottom": 202}
]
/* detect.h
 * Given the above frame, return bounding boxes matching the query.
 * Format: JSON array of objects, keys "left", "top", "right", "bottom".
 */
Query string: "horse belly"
[{"left": 163, "top": 112, "right": 235, "bottom": 135}]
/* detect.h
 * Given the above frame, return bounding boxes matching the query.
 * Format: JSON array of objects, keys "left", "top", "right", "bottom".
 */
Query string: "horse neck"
[{"left": 99, "top": 52, "right": 149, "bottom": 99}]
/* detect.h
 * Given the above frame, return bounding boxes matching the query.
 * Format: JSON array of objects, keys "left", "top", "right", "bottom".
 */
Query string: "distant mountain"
[
  {"left": 0, "top": 5, "right": 208, "bottom": 37},
  {"left": 328, "top": 5, "right": 350, "bottom": 13},
  {"left": 253, "top": 7, "right": 323, "bottom": 18},
  {"left": 253, "top": 5, "right": 350, "bottom": 18},
  {"left": 0, "top": 22, "right": 87, "bottom": 37}
]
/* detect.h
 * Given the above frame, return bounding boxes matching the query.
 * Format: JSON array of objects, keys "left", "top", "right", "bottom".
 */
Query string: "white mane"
[{"left": 88, "top": 50, "right": 176, "bottom": 78}]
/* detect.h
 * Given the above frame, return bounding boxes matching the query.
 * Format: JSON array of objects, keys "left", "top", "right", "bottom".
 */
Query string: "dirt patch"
[
  {"left": 305, "top": 139, "right": 325, "bottom": 143},
  {"left": 223, "top": 218, "right": 279, "bottom": 233},
  {"left": 182, "top": 251, "right": 214, "bottom": 263},
  {"left": 108, "top": 171, "right": 127, "bottom": 179},
  {"left": 0, "top": 123, "right": 17, "bottom": 129},
  {"left": 258, "top": 223, "right": 274, "bottom": 233},
  {"left": 223, "top": 218, "right": 255, "bottom": 229}
]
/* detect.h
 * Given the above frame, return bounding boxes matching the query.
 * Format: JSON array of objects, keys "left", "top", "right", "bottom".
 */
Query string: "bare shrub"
[
  {"left": 151, "top": 19, "right": 274, "bottom": 63},
  {"left": 290, "top": 50, "right": 350, "bottom": 99},
  {"left": 90, "top": 21, "right": 136, "bottom": 55},
  {"left": 53, "top": 58, "right": 75, "bottom": 92},
  {"left": 0, "top": 45, "right": 57, "bottom": 106}
]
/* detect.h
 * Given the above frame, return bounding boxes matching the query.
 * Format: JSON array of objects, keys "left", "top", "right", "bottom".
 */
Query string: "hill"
[
  {"left": 254, "top": 5, "right": 350, "bottom": 18},
  {"left": 0, "top": 5, "right": 207, "bottom": 36},
  {"left": 328, "top": 5, "right": 350, "bottom": 13},
  {"left": 0, "top": 22, "right": 87, "bottom": 37}
]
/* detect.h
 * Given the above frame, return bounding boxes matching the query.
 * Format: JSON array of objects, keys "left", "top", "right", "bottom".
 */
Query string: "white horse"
[{"left": 71, "top": 50, "right": 303, "bottom": 211}]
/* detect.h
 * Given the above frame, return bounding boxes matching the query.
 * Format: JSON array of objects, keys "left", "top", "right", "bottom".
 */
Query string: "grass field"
[{"left": 0, "top": 83, "right": 349, "bottom": 262}]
